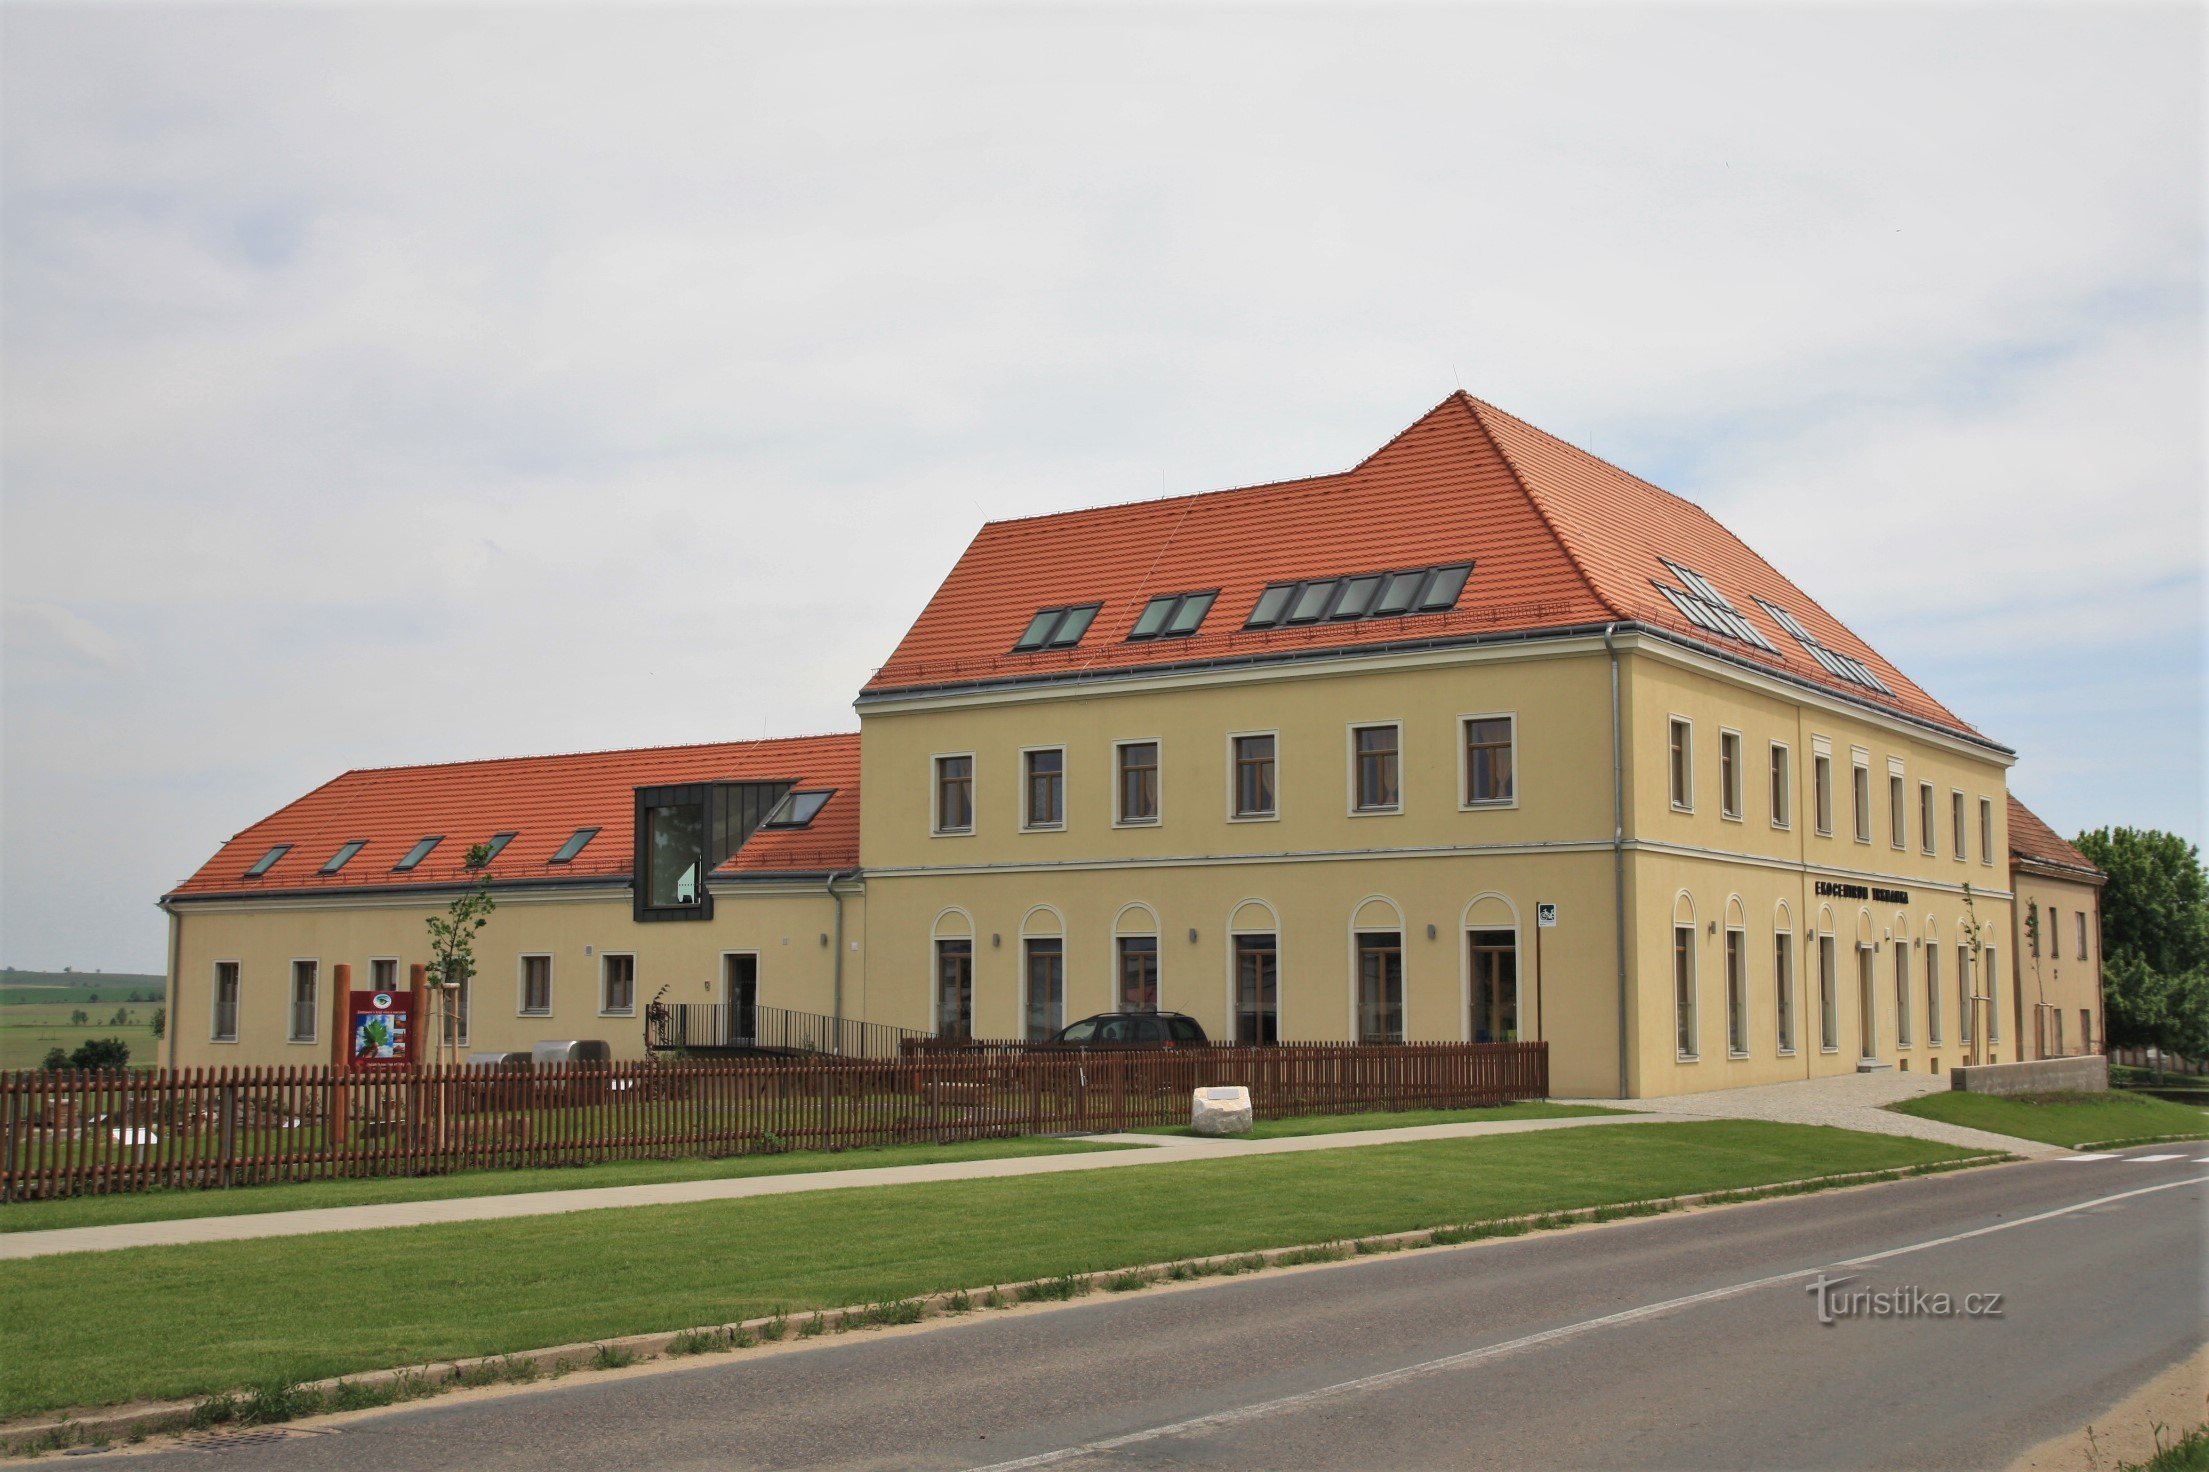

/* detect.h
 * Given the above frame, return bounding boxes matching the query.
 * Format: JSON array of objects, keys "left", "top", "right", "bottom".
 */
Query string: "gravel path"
[{"left": 1560, "top": 1070, "right": 2063, "bottom": 1159}]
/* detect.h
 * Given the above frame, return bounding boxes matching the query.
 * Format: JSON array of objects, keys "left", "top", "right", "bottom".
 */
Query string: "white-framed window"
[
  {"left": 1924, "top": 942, "right": 1942, "bottom": 1046},
  {"left": 442, "top": 969, "right": 472, "bottom": 1050},
  {"left": 211, "top": 960, "right": 241, "bottom": 1043},
  {"left": 1851, "top": 751, "right": 1872, "bottom": 843},
  {"left": 1461, "top": 713, "right": 1517, "bottom": 808},
  {"left": 1349, "top": 723, "right": 1402, "bottom": 814},
  {"left": 1229, "top": 731, "right": 1278, "bottom": 820},
  {"left": 519, "top": 954, "right": 553, "bottom": 1016},
  {"left": 1719, "top": 729, "right": 1743, "bottom": 821},
  {"left": 1979, "top": 797, "right": 1994, "bottom": 866},
  {"left": 1355, "top": 930, "right": 1405, "bottom": 1043},
  {"left": 1118, "top": 934, "right": 1160, "bottom": 1012},
  {"left": 1114, "top": 740, "right": 1160, "bottom": 825},
  {"left": 1889, "top": 768, "right": 1907, "bottom": 851},
  {"left": 1920, "top": 782, "right": 1937, "bottom": 855},
  {"left": 933, "top": 753, "right": 975, "bottom": 835},
  {"left": 1985, "top": 946, "right": 2000, "bottom": 1041},
  {"left": 1668, "top": 718, "right": 1694, "bottom": 811},
  {"left": 2077, "top": 911, "right": 2090, "bottom": 961},
  {"left": 1893, "top": 941, "right": 1912, "bottom": 1047},
  {"left": 601, "top": 953, "right": 636, "bottom": 1015},
  {"left": 1725, "top": 927, "right": 1748, "bottom": 1056},
  {"left": 369, "top": 957, "right": 399, "bottom": 992},
  {"left": 1235, "top": 931, "right": 1280, "bottom": 1044},
  {"left": 1024, "top": 937, "right": 1065, "bottom": 1041},
  {"left": 1022, "top": 746, "right": 1066, "bottom": 830},
  {"left": 1674, "top": 924, "right": 1698, "bottom": 1059},
  {"left": 1958, "top": 944, "right": 1975, "bottom": 1045},
  {"left": 1813, "top": 750, "right": 1834, "bottom": 836},
  {"left": 1769, "top": 743, "right": 1792, "bottom": 829},
  {"left": 1857, "top": 945, "right": 1878, "bottom": 1060},
  {"left": 288, "top": 959, "right": 319, "bottom": 1043},
  {"left": 1774, "top": 931, "right": 1796, "bottom": 1054},
  {"left": 1952, "top": 790, "right": 1967, "bottom": 860},
  {"left": 1818, "top": 934, "right": 1839, "bottom": 1051},
  {"left": 936, "top": 937, "right": 974, "bottom": 1040}
]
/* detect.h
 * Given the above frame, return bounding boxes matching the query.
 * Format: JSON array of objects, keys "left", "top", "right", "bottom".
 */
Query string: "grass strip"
[
  {"left": 1889, "top": 1089, "right": 2209, "bottom": 1148},
  {"left": 0, "top": 1135, "right": 1134, "bottom": 1235},
  {"left": 1134, "top": 1100, "right": 1623, "bottom": 1139},
  {"left": 0, "top": 1119, "right": 1973, "bottom": 1420}
]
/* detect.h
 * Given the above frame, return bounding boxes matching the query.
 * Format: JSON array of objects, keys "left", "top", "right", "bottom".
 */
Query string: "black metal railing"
[{"left": 644, "top": 999, "right": 928, "bottom": 1060}]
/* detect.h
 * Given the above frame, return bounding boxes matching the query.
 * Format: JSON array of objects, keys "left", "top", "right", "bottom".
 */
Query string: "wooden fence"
[{"left": 0, "top": 1042, "right": 1546, "bottom": 1201}]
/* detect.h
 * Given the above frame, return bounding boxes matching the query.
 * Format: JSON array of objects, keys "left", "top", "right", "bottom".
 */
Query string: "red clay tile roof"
[
  {"left": 2007, "top": 794, "right": 2102, "bottom": 879},
  {"left": 862, "top": 393, "right": 1993, "bottom": 746},
  {"left": 167, "top": 733, "right": 859, "bottom": 899}
]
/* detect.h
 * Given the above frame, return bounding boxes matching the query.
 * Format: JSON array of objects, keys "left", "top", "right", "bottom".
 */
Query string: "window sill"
[
  {"left": 1228, "top": 812, "right": 1281, "bottom": 824},
  {"left": 518, "top": 1010, "right": 552, "bottom": 1019},
  {"left": 1820, "top": 1046, "right": 1841, "bottom": 1055},
  {"left": 1721, "top": 812, "right": 1743, "bottom": 824},
  {"left": 1671, "top": 803, "right": 1694, "bottom": 815},
  {"left": 1772, "top": 821, "right": 1792, "bottom": 832},
  {"left": 1677, "top": 1053, "right": 1700, "bottom": 1063},
  {"left": 1021, "top": 824, "right": 1066, "bottom": 834},
  {"left": 1112, "top": 818, "right": 1161, "bottom": 829},
  {"left": 286, "top": 1038, "right": 317, "bottom": 1046},
  {"left": 932, "top": 829, "right": 976, "bottom": 839},
  {"left": 1777, "top": 1047, "right": 1797, "bottom": 1057},
  {"left": 1815, "top": 828, "right": 1834, "bottom": 839},
  {"left": 1459, "top": 799, "right": 1518, "bottom": 812},
  {"left": 1350, "top": 807, "right": 1403, "bottom": 818},
  {"left": 599, "top": 1009, "right": 636, "bottom": 1018},
  {"left": 1728, "top": 1050, "right": 1750, "bottom": 1060},
  {"left": 209, "top": 1036, "right": 239, "bottom": 1045}
]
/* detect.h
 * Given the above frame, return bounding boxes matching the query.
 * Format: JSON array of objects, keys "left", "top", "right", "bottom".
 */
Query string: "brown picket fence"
[{"left": 0, "top": 1042, "right": 1545, "bottom": 1201}]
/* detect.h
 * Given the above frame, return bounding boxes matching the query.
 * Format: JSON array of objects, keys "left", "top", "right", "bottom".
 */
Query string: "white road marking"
[
  {"left": 2128, "top": 1153, "right": 2184, "bottom": 1162},
  {"left": 964, "top": 1175, "right": 2209, "bottom": 1471},
  {"left": 2062, "top": 1153, "right": 2117, "bottom": 1161}
]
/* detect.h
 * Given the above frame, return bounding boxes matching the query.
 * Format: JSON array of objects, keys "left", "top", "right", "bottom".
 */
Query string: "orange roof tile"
[
  {"left": 862, "top": 393, "right": 1997, "bottom": 748},
  {"left": 2007, "top": 794, "right": 2102, "bottom": 879},
  {"left": 167, "top": 733, "right": 859, "bottom": 899}
]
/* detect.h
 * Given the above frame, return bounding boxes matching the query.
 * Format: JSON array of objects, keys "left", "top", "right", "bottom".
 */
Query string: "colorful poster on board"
[{"left": 347, "top": 990, "right": 411, "bottom": 1071}]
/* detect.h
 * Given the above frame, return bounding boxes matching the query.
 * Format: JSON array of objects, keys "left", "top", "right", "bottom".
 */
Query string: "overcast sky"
[{"left": 3, "top": 3, "right": 2201, "bottom": 972}]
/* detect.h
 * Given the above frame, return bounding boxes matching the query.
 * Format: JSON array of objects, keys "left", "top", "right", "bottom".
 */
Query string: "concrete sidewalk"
[{"left": 1, "top": 1112, "right": 1647, "bottom": 1261}]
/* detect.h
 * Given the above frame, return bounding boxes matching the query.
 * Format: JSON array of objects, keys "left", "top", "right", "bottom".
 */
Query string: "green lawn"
[
  {"left": 1891, "top": 1089, "right": 2209, "bottom": 1148},
  {"left": 0, "top": 1006, "right": 160, "bottom": 1071},
  {"left": 1136, "top": 1100, "right": 1623, "bottom": 1138},
  {"left": 1, "top": 1136, "right": 1135, "bottom": 1235},
  {"left": 0, "top": 1119, "right": 1979, "bottom": 1419}
]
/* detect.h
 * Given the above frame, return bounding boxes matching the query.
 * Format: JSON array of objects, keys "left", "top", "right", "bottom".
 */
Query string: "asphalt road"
[{"left": 87, "top": 1148, "right": 2207, "bottom": 1471}]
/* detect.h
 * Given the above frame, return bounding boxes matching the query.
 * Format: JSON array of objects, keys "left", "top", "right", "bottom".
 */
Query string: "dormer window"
[
  {"left": 644, "top": 803, "right": 704, "bottom": 907},
  {"left": 393, "top": 836, "right": 442, "bottom": 872},
  {"left": 549, "top": 827, "right": 600, "bottom": 863},
  {"left": 1127, "top": 591, "right": 1216, "bottom": 641},
  {"left": 1012, "top": 603, "right": 1101, "bottom": 652},
  {"left": 320, "top": 840, "right": 368, "bottom": 875},
  {"left": 762, "top": 790, "right": 832, "bottom": 828},
  {"left": 1245, "top": 563, "right": 1472, "bottom": 630},
  {"left": 243, "top": 844, "right": 291, "bottom": 878}
]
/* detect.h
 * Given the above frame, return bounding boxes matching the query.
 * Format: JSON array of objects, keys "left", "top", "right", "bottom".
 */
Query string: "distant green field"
[{"left": 0, "top": 973, "right": 166, "bottom": 1068}]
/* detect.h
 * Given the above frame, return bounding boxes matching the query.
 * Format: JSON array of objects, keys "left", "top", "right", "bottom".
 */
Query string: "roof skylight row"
[
  {"left": 1013, "top": 603, "right": 1101, "bottom": 651},
  {"left": 1753, "top": 597, "right": 1892, "bottom": 695},
  {"left": 1128, "top": 591, "right": 1216, "bottom": 642},
  {"left": 1652, "top": 558, "right": 1776, "bottom": 654},
  {"left": 1245, "top": 563, "right": 1472, "bottom": 630}
]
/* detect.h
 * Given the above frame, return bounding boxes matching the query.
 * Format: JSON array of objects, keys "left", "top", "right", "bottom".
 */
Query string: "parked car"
[{"left": 1047, "top": 1012, "right": 1210, "bottom": 1048}]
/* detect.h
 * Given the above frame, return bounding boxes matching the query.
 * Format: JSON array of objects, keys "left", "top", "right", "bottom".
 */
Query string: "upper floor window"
[
  {"left": 1116, "top": 741, "right": 1159, "bottom": 824},
  {"left": 1851, "top": 757, "right": 1872, "bottom": 843},
  {"left": 762, "top": 791, "right": 831, "bottom": 829},
  {"left": 1351, "top": 724, "right": 1401, "bottom": 813},
  {"left": 934, "top": 756, "right": 974, "bottom": 834},
  {"left": 2076, "top": 911, "right": 2089, "bottom": 961},
  {"left": 1769, "top": 744, "right": 1792, "bottom": 829},
  {"left": 1889, "top": 773, "right": 1907, "bottom": 850},
  {"left": 1127, "top": 592, "right": 1215, "bottom": 641},
  {"left": 211, "top": 961, "right": 240, "bottom": 1042},
  {"left": 1463, "top": 716, "right": 1516, "bottom": 807},
  {"left": 519, "top": 954, "right": 553, "bottom": 1016},
  {"left": 1919, "top": 782, "right": 1937, "bottom": 854},
  {"left": 601, "top": 954, "right": 636, "bottom": 1015},
  {"left": 1719, "top": 730, "right": 1742, "bottom": 820},
  {"left": 1668, "top": 719, "right": 1693, "bottom": 811},
  {"left": 289, "top": 960, "right": 318, "bottom": 1043},
  {"left": 1023, "top": 749, "right": 1065, "bottom": 829},
  {"left": 1233, "top": 733, "right": 1277, "bottom": 818},
  {"left": 1978, "top": 797, "right": 1994, "bottom": 865},
  {"left": 1246, "top": 563, "right": 1472, "bottom": 629},
  {"left": 1813, "top": 752, "right": 1834, "bottom": 835},
  {"left": 1012, "top": 603, "right": 1100, "bottom": 652},
  {"left": 1951, "top": 790, "right": 1967, "bottom": 860},
  {"left": 644, "top": 802, "right": 704, "bottom": 906}
]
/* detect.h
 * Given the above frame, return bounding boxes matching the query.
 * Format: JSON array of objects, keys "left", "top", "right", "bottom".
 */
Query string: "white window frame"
[
  {"left": 1920, "top": 781, "right": 1937, "bottom": 855},
  {"left": 1952, "top": 789, "right": 1968, "bottom": 861},
  {"left": 1725, "top": 924, "right": 1750, "bottom": 1058},
  {"left": 2077, "top": 911, "right": 2089, "bottom": 962},
  {"left": 1893, "top": 939, "right": 1913, "bottom": 1048},
  {"left": 1112, "top": 738, "right": 1163, "bottom": 828},
  {"left": 1979, "top": 797, "right": 1995, "bottom": 866},
  {"left": 599, "top": 952, "right": 637, "bottom": 1017},
  {"left": 1924, "top": 937, "right": 1943, "bottom": 1046},
  {"left": 1812, "top": 745, "right": 1834, "bottom": 837},
  {"left": 1888, "top": 758, "right": 1907, "bottom": 851},
  {"left": 517, "top": 953, "right": 554, "bottom": 1017},
  {"left": 1226, "top": 729, "right": 1281, "bottom": 823},
  {"left": 367, "top": 957, "right": 401, "bottom": 993},
  {"left": 1985, "top": 945, "right": 2001, "bottom": 1041},
  {"left": 1458, "top": 711, "right": 1520, "bottom": 811},
  {"left": 1346, "top": 721, "right": 1404, "bottom": 817},
  {"left": 1818, "top": 933, "right": 1840, "bottom": 1053},
  {"left": 287, "top": 958, "right": 320, "bottom": 1045},
  {"left": 1019, "top": 744, "right": 1068, "bottom": 832},
  {"left": 1851, "top": 748, "right": 1873, "bottom": 845},
  {"left": 1773, "top": 927, "right": 1797, "bottom": 1055},
  {"left": 210, "top": 959, "right": 243, "bottom": 1044},
  {"left": 1673, "top": 922, "right": 1699, "bottom": 1061},
  {"left": 931, "top": 750, "right": 976, "bottom": 837},
  {"left": 1718, "top": 728, "right": 1743, "bottom": 822},
  {"left": 1668, "top": 716, "right": 1695, "bottom": 813},
  {"left": 1769, "top": 742, "right": 1792, "bottom": 830}
]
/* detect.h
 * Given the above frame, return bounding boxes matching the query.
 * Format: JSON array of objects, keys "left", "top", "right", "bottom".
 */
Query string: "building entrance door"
[{"left": 724, "top": 954, "right": 758, "bottom": 1046}]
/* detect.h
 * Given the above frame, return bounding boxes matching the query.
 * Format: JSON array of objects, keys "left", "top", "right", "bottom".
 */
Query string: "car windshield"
[
  {"left": 1168, "top": 1017, "right": 1205, "bottom": 1042},
  {"left": 1059, "top": 1020, "right": 1097, "bottom": 1042},
  {"left": 1097, "top": 1017, "right": 1135, "bottom": 1042}
]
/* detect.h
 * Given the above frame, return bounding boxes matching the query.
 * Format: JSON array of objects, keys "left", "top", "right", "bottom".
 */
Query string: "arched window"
[
  {"left": 1463, "top": 893, "right": 1520, "bottom": 1045},
  {"left": 1021, "top": 906, "right": 1066, "bottom": 1042},
  {"left": 1228, "top": 899, "right": 1280, "bottom": 1044},
  {"left": 1112, "top": 903, "right": 1161, "bottom": 1013},
  {"left": 1350, "top": 896, "right": 1406, "bottom": 1043}
]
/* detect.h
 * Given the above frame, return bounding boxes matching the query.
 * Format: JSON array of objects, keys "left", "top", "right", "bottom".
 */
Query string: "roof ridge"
[
  {"left": 336, "top": 730, "right": 861, "bottom": 777},
  {"left": 1454, "top": 394, "right": 1623, "bottom": 622}
]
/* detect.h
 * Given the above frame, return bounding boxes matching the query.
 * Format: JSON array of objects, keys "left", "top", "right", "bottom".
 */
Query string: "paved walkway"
[
  {"left": 1561, "top": 1069, "right": 2067, "bottom": 1160},
  {"left": 1, "top": 1113, "right": 1645, "bottom": 1261}
]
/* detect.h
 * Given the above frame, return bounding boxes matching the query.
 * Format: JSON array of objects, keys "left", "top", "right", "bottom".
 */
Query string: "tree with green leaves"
[
  {"left": 424, "top": 842, "right": 498, "bottom": 1065},
  {"left": 2074, "top": 826, "right": 2209, "bottom": 1074}
]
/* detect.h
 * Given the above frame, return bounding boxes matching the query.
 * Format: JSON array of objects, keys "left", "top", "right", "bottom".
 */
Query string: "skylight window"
[
  {"left": 243, "top": 844, "right": 291, "bottom": 878},
  {"left": 475, "top": 832, "right": 517, "bottom": 866},
  {"left": 394, "top": 836, "right": 443, "bottom": 872},
  {"left": 549, "top": 827, "right": 601, "bottom": 864},
  {"left": 1651, "top": 559, "right": 1776, "bottom": 653},
  {"left": 1012, "top": 603, "right": 1102, "bottom": 652},
  {"left": 763, "top": 789, "right": 833, "bottom": 828},
  {"left": 1245, "top": 563, "right": 1474, "bottom": 631},
  {"left": 1127, "top": 591, "right": 1216, "bottom": 642},
  {"left": 1754, "top": 597, "right": 1893, "bottom": 695},
  {"left": 320, "top": 840, "right": 368, "bottom": 875}
]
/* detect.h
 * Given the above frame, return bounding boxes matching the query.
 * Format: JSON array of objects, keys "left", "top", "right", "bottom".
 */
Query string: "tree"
[
  {"left": 40, "top": 1047, "right": 68, "bottom": 1071},
  {"left": 2075, "top": 826, "right": 2209, "bottom": 1070},
  {"left": 151, "top": 1006, "right": 166, "bottom": 1041},
  {"left": 424, "top": 843, "right": 499, "bottom": 1063},
  {"left": 55, "top": 1037, "right": 131, "bottom": 1070},
  {"left": 110, "top": 1006, "right": 131, "bottom": 1027},
  {"left": 69, "top": 1009, "right": 87, "bottom": 1025}
]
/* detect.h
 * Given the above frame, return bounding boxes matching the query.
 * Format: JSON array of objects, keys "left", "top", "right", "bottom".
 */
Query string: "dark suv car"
[{"left": 1048, "top": 1012, "right": 1210, "bottom": 1048}]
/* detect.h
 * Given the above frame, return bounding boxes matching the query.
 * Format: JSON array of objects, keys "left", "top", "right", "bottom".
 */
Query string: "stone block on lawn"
[{"left": 1191, "top": 1085, "right": 1253, "bottom": 1136}]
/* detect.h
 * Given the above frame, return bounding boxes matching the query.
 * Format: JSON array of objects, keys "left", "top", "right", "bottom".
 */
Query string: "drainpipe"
[
  {"left": 1605, "top": 625, "right": 1630, "bottom": 1100},
  {"left": 825, "top": 868, "right": 854, "bottom": 1051},
  {"left": 162, "top": 902, "right": 182, "bottom": 1071}
]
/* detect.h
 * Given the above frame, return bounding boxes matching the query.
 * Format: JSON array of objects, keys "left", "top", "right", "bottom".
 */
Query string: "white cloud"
[{"left": 1, "top": 3, "right": 2200, "bottom": 968}]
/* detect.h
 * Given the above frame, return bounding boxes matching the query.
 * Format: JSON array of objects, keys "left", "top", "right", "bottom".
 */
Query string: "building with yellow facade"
[{"left": 160, "top": 394, "right": 2100, "bottom": 1098}]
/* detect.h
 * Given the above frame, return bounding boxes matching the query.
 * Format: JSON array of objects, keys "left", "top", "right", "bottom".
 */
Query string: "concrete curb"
[{"left": 0, "top": 1151, "right": 2010, "bottom": 1458}]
